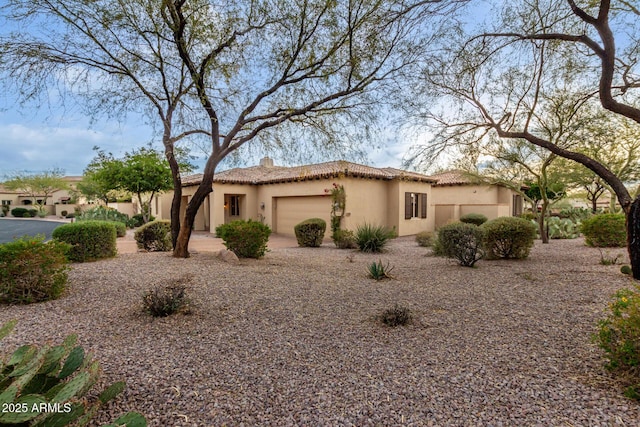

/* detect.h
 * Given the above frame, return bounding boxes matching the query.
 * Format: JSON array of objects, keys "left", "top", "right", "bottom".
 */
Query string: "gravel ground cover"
[{"left": 1, "top": 237, "right": 639, "bottom": 426}]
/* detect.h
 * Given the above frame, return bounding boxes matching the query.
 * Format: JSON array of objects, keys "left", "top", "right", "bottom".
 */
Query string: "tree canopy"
[{"left": 0, "top": 0, "right": 465, "bottom": 256}]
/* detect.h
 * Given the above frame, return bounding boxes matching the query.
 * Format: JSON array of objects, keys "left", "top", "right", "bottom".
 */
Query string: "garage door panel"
[{"left": 275, "top": 196, "right": 331, "bottom": 237}]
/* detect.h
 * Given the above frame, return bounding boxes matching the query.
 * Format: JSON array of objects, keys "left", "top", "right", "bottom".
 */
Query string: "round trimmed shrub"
[
  {"left": 52, "top": 220, "right": 117, "bottom": 262},
  {"left": 580, "top": 213, "right": 627, "bottom": 247},
  {"left": 10, "top": 207, "right": 28, "bottom": 217},
  {"left": 434, "top": 222, "right": 485, "bottom": 267},
  {"left": 0, "top": 235, "right": 70, "bottom": 304},
  {"left": 481, "top": 216, "right": 537, "bottom": 260},
  {"left": 134, "top": 220, "right": 172, "bottom": 252},
  {"left": 215, "top": 219, "right": 271, "bottom": 258},
  {"left": 460, "top": 213, "right": 488, "bottom": 226},
  {"left": 294, "top": 218, "right": 326, "bottom": 247}
]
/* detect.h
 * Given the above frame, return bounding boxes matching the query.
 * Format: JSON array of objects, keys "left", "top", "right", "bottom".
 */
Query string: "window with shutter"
[
  {"left": 405, "top": 192, "right": 412, "bottom": 219},
  {"left": 421, "top": 194, "right": 427, "bottom": 218}
]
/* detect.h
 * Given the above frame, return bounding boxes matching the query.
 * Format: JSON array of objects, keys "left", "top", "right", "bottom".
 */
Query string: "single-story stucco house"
[
  {"left": 427, "top": 170, "right": 524, "bottom": 228},
  {"left": 157, "top": 158, "right": 438, "bottom": 237}
]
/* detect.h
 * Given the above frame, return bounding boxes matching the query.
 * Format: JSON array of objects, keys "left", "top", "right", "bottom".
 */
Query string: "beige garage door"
[{"left": 274, "top": 196, "right": 332, "bottom": 237}]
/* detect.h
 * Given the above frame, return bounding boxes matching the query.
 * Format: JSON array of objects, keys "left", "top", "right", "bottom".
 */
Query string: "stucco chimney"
[{"left": 259, "top": 156, "right": 274, "bottom": 168}]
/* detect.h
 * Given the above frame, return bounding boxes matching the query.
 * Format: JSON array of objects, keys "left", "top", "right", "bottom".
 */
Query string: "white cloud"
[{"left": 0, "top": 122, "right": 149, "bottom": 176}]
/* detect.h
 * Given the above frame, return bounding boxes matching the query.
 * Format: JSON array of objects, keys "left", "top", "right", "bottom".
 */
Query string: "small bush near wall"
[
  {"left": 135, "top": 220, "right": 172, "bottom": 252},
  {"left": 10, "top": 207, "right": 28, "bottom": 217},
  {"left": 0, "top": 235, "right": 70, "bottom": 304},
  {"left": 294, "top": 218, "right": 326, "bottom": 247},
  {"left": 52, "top": 220, "right": 117, "bottom": 262},
  {"left": 333, "top": 229, "right": 358, "bottom": 249},
  {"left": 434, "top": 222, "right": 484, "bottom": 267},
  {"left": 580, "top": 213, "right": 627, "bottom": 247},
  {"left": 132, "top": 213, "right": 155, "bottom": 228},
  {"left": 460, "top": 213, "right": 488, "bottom": 226},
  {"left": 215, "top": 220, "right": 271, "bottom": 258},
  {"left": 415, "top": 231, "right": 434, "bottom": 247},
  {"left": 77, "top": 205, "right": 134, "bottom": 228},
  {"left": 481, "top": 217, "right": 537, "bottom": 260}
]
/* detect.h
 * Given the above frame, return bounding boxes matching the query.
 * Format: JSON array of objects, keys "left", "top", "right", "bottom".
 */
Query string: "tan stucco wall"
[
  {"left": 431, "top": 184, "right": 518, "bottom": 228},
  {"left": 161, "top": 176, "right": 435, "bottom": 237}
]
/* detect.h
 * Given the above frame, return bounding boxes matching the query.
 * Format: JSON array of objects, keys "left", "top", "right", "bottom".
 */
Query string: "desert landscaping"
[{"left": 1, "top": 236, "right": 639, "bottom": 426}]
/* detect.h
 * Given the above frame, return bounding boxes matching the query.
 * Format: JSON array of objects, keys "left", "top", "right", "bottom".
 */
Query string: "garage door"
[{"left": 274, "top": 196, "right": 332, "bottom": 237}]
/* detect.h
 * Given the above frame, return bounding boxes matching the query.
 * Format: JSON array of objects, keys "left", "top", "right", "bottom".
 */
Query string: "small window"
[
  {"left": 230, "top": 195, "right": 240, "bottom": 216},
  {"left": 405, "top": 192, "right": 427, "bottom": 219},
  {"left": 1, "top": 200, "right": 11, "bottom": 206}
]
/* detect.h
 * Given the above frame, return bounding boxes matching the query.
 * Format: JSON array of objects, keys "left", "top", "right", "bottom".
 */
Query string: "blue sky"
[{"left": 0, "top": 104, "right": 410, "bottom": 177}]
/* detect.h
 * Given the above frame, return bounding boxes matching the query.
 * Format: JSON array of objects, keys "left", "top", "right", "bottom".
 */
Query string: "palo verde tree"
[
  {"left": 0, "top": 0, "right": 465, "bottom": 257},
  {"left": 3, "top": 169, "right": 68, "bottom": 214},
  {"left": 405, "top": 0, "right": 640, "bottom": 279}
]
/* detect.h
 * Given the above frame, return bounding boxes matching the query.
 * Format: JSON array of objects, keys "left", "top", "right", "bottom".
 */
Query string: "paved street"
[{"left": 0, "top": 218, "right": 66, "bottom": 243}]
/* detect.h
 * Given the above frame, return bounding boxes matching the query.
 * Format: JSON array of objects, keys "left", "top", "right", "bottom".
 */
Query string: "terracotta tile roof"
[
  {"left": 427, "top": 170, "right": 482, "bottom": 186},
  {"left": 182, "top": 161, "right": 436, "bottom": 186}
]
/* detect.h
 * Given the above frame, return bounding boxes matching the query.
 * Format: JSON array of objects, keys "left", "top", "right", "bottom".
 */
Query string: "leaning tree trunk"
[
  {"left": 627, "top": 195, "right": 640, "bottom": 280},
  {"left": 538, "top": 202, "right": 549, "bottom": 244}
]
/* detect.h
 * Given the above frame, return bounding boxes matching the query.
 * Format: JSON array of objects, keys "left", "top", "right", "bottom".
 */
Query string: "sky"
[{"left": 0, "top": 105, "right": 412, "bottom": 177}]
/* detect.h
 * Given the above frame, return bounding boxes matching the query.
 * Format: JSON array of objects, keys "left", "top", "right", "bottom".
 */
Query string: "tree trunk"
[
  {"left": 591, "top": 197, "right": 597, "bottom": 214},
  {"left": 538, "top": 202, "right": 549, "bottom": 243},
  {"left": 627, "top": 195, "right": 640, "bottom": 280}
]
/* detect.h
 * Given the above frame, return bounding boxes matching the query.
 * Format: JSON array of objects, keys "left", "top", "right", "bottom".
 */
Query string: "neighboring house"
[
  {"left": 0, "top": 176, "right": 83, "bottom": 216},
  {"left": 158, "top": 158, "right": 437, "bottom": 237},
  {"left": 427, "top": 170, "right": 524, "bottom": 228}
]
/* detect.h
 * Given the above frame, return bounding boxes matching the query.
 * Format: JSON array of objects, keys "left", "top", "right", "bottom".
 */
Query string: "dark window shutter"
[
  {"left": 405, "top": 192, "right": 412, "bottom": 219},
  {"left": 421, "top": 194, "right": 427, "bottom": 218}
]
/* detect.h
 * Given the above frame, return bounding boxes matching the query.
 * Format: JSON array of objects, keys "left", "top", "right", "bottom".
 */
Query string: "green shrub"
[
  {"left": 27, "top": 209, "right": 38, "bottom": 217},
  {"left": 112, "top": 221, "right": 127, "bottom": 238},
  {"left": 11, "top": 207, "right": 28, "bottom": 217},
  {"left": 215, "top": 219, "right": 272, "bottom": 258},
  {"left": 368, "top": 259, "right": 395, "bottom": 280},
  {"left": 134, "top": 220, "right": 172, "bottom": 252},
  {"left": 132, "top": 213, "right": 156, "bottom": 228},
  {"left": 415, "top": 231, "right": 434, "bottom": 247},
  {"left": 595, "top": 286, "right": 640, "bottom": 400},
  {"left": 559, "top": 206, "right": 593, "bottom": 222},
  {"left": 434, "top": 222, "right": 485, "bottom": 267},
  {"left": 355, "top": 223, "right": 396, "bottom": 253},
  {"left": 1, "top": 205, "right": 9, "bottom": 215},
  {"left": 143, "top": 280, "right": 189, "bottom": 317},
  {"left": 52, "top": 221, "right": 118, "bottom": 262},
  {"left": 380, "top": 304, "right": 412, "bottom": 327},
  {"left": 77, "top": 205, "right": 134, "bottom": 228},
  {"left": 332, "top": 229, "right": 358, "bottom": 249},
  {"left": 0, "top": 320, "right": 147, "bottom": 425},
  {"left": 294, "top": 218, "right": 326, "bottom": 247},
  {"left": 580, "top": 213, "right": 627, "bottom": 247},
  {"left": 0, "top": 235, "right": 70, "bottom": 304},
  {"left": 519, "top": 212, "right": 536, "bottom": 221},
  {"left": 621, "top": 265, "right": 633, "bottom": 275},
  {"left": 460, "top": 213, "right": 488, "bottom": 226},
  {"left": 481, "top": 216, "right": 537, "bottom": 260}
]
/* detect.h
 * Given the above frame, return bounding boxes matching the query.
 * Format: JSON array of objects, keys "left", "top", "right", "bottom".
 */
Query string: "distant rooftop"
[
  {"left": 182, "top": 159, "right": 437, "bottom": 186},
  {"left": 427, "top": 170, "right": 482, "bottom": 186}
]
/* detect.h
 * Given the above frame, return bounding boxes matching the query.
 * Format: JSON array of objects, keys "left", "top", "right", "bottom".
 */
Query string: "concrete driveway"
[{"left": 0, "top": 218, "right": 66, "bottom": 244}]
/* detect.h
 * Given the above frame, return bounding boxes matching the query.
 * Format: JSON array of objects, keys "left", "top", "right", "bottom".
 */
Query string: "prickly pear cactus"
[{"left": 0, "top": 320, "right": 146, "bottom": 426}]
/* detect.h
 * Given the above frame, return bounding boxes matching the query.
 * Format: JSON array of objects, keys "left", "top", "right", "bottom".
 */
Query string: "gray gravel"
[{"left": 1, "top": 237, "right": 639, "bottom": 426}]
